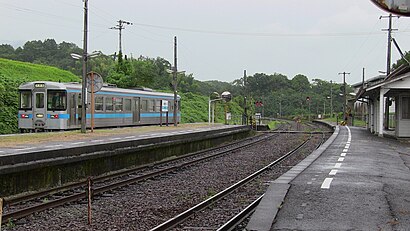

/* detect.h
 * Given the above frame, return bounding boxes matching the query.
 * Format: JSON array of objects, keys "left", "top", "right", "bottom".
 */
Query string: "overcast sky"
[{"left": 1, "top": 0, "right": 410, "bottom": 85}]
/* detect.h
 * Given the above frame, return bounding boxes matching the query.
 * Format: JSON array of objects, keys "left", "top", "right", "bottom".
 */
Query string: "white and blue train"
[{"left": 18, "top": 81, "right": 180, "bottom": 132}]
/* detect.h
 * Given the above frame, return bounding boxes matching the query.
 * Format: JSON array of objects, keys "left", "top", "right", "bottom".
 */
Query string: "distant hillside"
[
  {"left": 0, "top": 58, "right": 80, "bottom": 83},
  {"left": 0, "top": 58, "right": 80, "bottom": 134}
]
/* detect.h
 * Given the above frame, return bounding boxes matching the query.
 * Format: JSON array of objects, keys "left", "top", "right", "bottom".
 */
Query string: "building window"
[
  {"left": 402, "top": 96, "right": 410, "bottom": 119},
  {"left": 124, "top": 99, "right": 131, "bottom": 111},
  {"left": 106, "top": 97, "right": 113, "bottom": 111},
  {"left": 95, "top": 96, "right": 104, "bottom": 111}
]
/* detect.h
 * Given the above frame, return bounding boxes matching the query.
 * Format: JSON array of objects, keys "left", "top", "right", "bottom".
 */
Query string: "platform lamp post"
[
  {"left": 71, "top": 51, "right": 101, "bottom": 133},
  {"left": 208, "top": 92, "right": 221, "bottom": 125}
]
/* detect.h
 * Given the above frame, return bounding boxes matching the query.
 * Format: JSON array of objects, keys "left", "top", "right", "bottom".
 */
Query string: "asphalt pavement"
[{"left": 248, "top": 126, "right": 410, "bottom": 231}]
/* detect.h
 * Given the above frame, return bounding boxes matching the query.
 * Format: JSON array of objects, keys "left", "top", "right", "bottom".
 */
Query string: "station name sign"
[{"left": 371, "top": 0, "right": 410, "bottom": 16}]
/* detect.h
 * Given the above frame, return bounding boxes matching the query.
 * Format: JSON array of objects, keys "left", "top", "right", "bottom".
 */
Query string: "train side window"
[
  {"left": 19, "top": 90, "right": 32, "bottom": 110},
  {"left": 36, "top": 93, "right": 44, "bottom": 108},
  {"left": 47, "top": 90, "right": 67, "bottom": 111},
  {"left": 155, "top": 100, "right": 161, "bottom": 112},
  {"left": 106, "top": 97, "right": 113, "bottom": 111},
  {"left": 115, "top": 98, "right": 123, "bottom": 112},
  {"left": 141, "top": 100, "right": 148, "bottom": 112},
  {"left": 95, "top": 96, "right": 104, "bottom": 111},
  {"left": 124, "top": 98, "right": 131, "bottom": 111},
  {"left": 149, "top": 100, "right": 155, "bottom": 112}
]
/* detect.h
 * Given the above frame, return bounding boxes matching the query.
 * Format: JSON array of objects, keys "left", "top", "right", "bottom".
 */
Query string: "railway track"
[
  {"left": 149, "top": 133, "right": 323, "bottom": 230},
  {"left": 1, "top": 129, "right": 285, "bottom": 224},
  {"left": 1, "top": 121, "right": 331, "bottom": 230}
]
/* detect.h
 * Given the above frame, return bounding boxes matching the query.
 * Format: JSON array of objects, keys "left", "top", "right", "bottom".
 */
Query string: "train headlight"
[{"left": 36, "top": 113, "right": 44, "bottom": 118}]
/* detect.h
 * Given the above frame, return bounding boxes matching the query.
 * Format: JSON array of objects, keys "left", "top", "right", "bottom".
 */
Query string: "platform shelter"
[{"left": 354, "top": 65, "right": 410, "bottom": 138}]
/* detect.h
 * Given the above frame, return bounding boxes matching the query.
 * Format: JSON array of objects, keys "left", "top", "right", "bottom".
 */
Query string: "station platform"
[
  {"left": 247, "top": 126, "right": 410, "bottom": 231},
  {"left": 0, "top": 124, "right": 237, "bottom": 158}
]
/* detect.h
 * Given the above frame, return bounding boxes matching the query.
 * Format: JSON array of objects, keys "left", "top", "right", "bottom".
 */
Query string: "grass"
[
  {"left": 267, "top": 120, "right": 282, "bottom": 130},
  {"left": 0, "top": 58, "right": 80, "bottom": 83}
]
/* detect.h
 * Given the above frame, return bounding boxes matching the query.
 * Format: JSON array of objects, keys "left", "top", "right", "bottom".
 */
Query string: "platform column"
[{"left": 379, "top": 88, "right": 389, "bottom": 137}]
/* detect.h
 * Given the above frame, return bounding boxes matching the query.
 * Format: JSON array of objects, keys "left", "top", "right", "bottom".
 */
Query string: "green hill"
[{"left": 0, "top": 58, "right": 80, "bottom": 134}]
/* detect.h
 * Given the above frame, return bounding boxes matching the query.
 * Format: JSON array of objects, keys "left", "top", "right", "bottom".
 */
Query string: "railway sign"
[
  {"left": 86, "top": 72, "right": 103, "bottom": 93},
  {"left": 370, "top": 0, "right": 410, "bottom": 16},
  {"left": 161, "top": 100, "right": 169, "bottom": 112}
]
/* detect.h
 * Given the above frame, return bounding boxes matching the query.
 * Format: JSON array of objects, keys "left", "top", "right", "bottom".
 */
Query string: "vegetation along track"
[{"left": 1, "top": 122, "right": 331, "bottom": 230}]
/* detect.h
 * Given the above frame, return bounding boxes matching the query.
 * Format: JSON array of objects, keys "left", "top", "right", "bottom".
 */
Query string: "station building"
[{"left": 353, "top": 65, "right": 410, "bottom": 138}]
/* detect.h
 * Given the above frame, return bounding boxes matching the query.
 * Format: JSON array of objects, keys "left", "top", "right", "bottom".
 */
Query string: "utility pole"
[
  {"left": 330, "top": 80, "right": 333, "bottom": 118},
  {"left": 380, "top": 14, "right": 399, "bottom": 76},
  {"left": 110, "top": 20, "right": 133, "bottom": 54},
  {"left": 339, "top": 72, "right": 350, "bottom": 122},
  {"left": 243, "top": 70, "right": 248, "bottom": 125},
  {"left": 173, "top": 36, "right": 178, "bottom": 127},
  {"left": 81, "top": 0, "right": 88, "bottom": 133}
]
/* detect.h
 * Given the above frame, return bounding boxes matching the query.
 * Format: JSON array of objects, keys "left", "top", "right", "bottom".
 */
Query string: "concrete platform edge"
[{"left": 246, "top": 126, "right": 340, "bottom": 231}]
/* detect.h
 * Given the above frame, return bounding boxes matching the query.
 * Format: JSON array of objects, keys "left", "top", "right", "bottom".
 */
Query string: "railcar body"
[{"left": 18, "top": 81, "right": 180, "bottom": 132}]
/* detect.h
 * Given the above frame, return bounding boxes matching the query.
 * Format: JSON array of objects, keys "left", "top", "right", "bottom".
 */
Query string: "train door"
[
  {"left": 32, "top": 89, "right": 46, "bottom": 129},
  {"left": 133, "top": 97, "right": 140, "bottom": 123},
  {"left": 69, "top": 93, "right": 79, "bottom": 126}
]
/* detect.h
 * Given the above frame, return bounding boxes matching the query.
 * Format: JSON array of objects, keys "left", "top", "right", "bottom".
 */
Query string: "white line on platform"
[
  {"left": 329, "top": 170, "right": 338, "bottom": 175},
  {"left": 334, "top": 163, "right": 342, "bottom": 168},
  {"left": 343, "top": 149, "right": 348, "bottom": 152},
  {"left": 124, "top": 136, "right": 135, "bottom": 139},
  {"left": 321, "top": 178, "right": 333, "bottom": 189},
  {"left": 341, "top": 153, "right": 346, "bottom": 157},
  {"left": 139, "top": 134, "right": 150, "bottom": 137},
  {"left": 345, "top": 144, "right": 350, "bottom": 149},
  {"left": 15, "top": 147, "right": 35, "bottom": 151},
  {"left": 109, "top": 138, "right": 121, "bottom": 141},
  {"left": 338, "top": 157, "right": 345, "bottom": 162},
  {"left": 72, "top": 142, "right": 85, "bottom": 145},
  {"left": 91, "top": 140, "right": 104, "bottom": 143},
  {"left": 44, "top": 145, "right": 63, "bottom": 148}
]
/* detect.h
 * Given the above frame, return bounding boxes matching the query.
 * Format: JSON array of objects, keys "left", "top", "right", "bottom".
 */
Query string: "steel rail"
[
  {"left": 216, "top": 195, "right": 264, "bottom": 231},
  {"left": 149, "top": 136, "right": 311, "bottom": 231}
]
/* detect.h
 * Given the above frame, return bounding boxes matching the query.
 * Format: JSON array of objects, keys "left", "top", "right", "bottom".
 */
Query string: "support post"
[
  {"left": 173, "top": 36, "right": 178, "bottom": 127},
  {"left": 81, "top": 0, "right": 89, "bottom": 134},
  {"left": 91, "top": 72, "right": 94, "bottom": 133}
]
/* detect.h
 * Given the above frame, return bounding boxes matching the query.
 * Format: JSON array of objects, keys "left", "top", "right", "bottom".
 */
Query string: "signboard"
[
  {"left": 86, "top": 72, "right": 103, "bottom": 93},
  {"left": 226, "top": 112, "right": 232, "bottom": 121},
  {"left": 255, "top": 113, "right": 261, "bottom": 119},
  {"left": 371, "top": 0, "right": 410, "bottom": 16},
  {"left": 161, "top": 100, "right": 169, "bottom": 112}
]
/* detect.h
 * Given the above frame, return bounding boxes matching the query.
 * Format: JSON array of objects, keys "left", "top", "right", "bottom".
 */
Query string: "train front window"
[
  {"left": 19, "top": 90, "right": 32, "bottom": 110},
  {"left": 47, "top": 90, "right": 67, "bottom": 111},
  {"left": 36, "top": 93, "right": 44, "bottom": 108}
]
